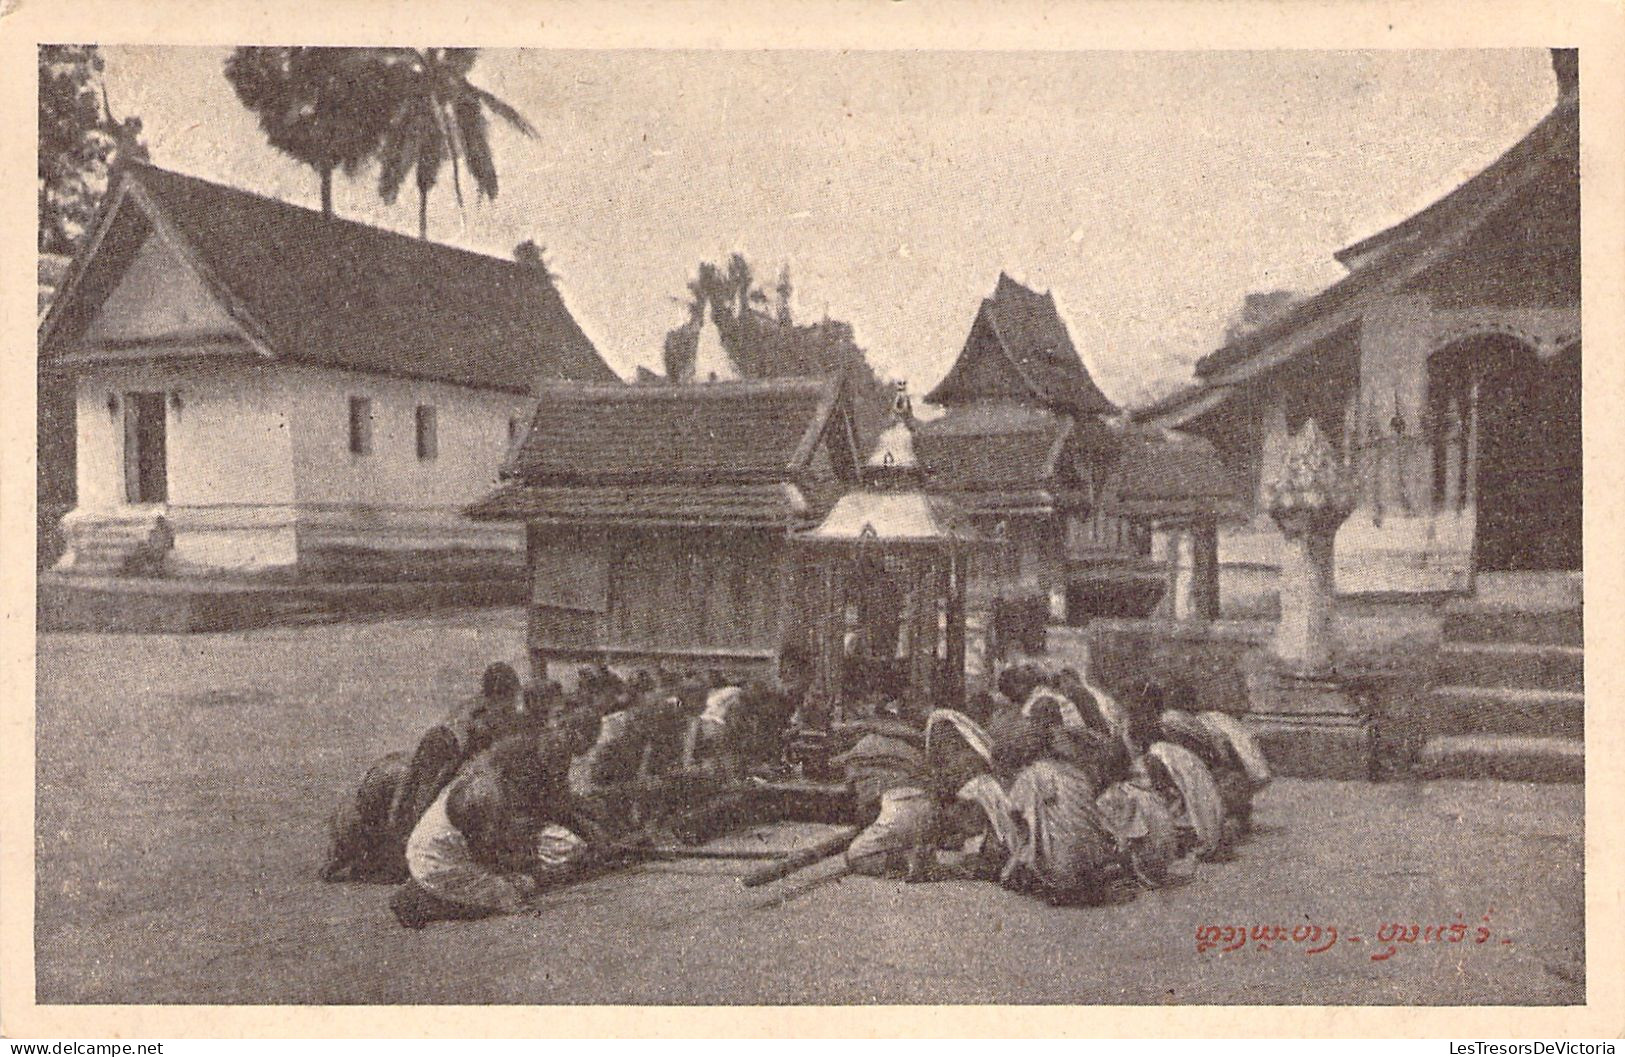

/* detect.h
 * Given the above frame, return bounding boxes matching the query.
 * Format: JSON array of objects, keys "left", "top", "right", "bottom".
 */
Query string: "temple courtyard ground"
[{"left": 34, "top": 608, "right": 1583, "bottom": 1005}]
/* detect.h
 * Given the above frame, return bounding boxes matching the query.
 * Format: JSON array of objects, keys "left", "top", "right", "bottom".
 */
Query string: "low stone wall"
[
  {"left": 1085, "top": 615, "right": 1441, "bottom": 779},
  {"left": 1086, "top": 618, "right": 1268, "bottom": 714},
  {"left": 38, "top": 574, "right": 525, "bottom": 633},
  {"left": 297, "top": 543, "right": 525, "bottom": 583}
]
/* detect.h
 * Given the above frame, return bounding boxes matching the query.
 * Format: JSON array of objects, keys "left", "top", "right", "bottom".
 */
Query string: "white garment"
[
  {"left": 1146, "top": 741, "right": 1226, "bottom": 857},
  {"left": 1004, "top": 759, "right": 1115, "bottom": 892},
  {"left": 956, "top": 772, "right": 1022, "bottom": 856},
  {"left": 1021, "top": 687, "right": 1088, "bottom": 730},
  {"left": 700, "top": 686, "right": 743, "bottom": 728},
  {"left": 924, "top": 708, "right": 995, "bottom": 768},
  {"left": 405, "top": 787, "right": 585, "bottom": 913},
  {"left": 1197, "top": 710, "right": 1272, "bottom": 787},
  {"left": 569, "top": 707, "right": 633, "bottom": 795},
  {"left": 1072, "top": 668, "right": 1133, "bottom": 751},
  {"left": 846, "top": 786, "right": 935, "bottom": 873},
  {"left": 1160, "top": 708, "right": 1223, "bottom": 758},
  {"left": 1095, "top": 778, "right": 1181, "bottom": 887}
]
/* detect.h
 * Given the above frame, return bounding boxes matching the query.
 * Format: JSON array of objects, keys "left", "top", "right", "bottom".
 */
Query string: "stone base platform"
[
  {"left": 1242, "top": 650, "right": 1381, "bottom": 780},
  {"left": 38, "top": 572, "right": 524, "bottom": 634},
  {"left": 1246, "top": 712, "right": 1376, "bottom": 780}
]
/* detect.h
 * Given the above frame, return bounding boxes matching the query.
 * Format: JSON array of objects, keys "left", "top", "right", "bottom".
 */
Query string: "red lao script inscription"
[{"left": 1195, "top": 911, "right": 1512, "bottom": 961}]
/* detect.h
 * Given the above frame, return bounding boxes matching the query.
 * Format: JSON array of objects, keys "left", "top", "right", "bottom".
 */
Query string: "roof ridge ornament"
[{"left": 865, "top": 380, "right": 920, "bottom": 481}]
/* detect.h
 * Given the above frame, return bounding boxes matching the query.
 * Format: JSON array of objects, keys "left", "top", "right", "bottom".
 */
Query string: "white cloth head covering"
[
  {"left": 1072, "top": 668, "right": 1130, "bottom": 745},
  {"left": 1196, "top": 710, "right": 1272, "bottom": 787},
  {"left": 925, "top": 708, "right": 995, "bottom": 768},
  {"left": 700, "top": 685, "right": 743, "bottom": 727},
  {"left": 1002, "top": 759, "right": 1115, "bottom": 891},
  {"left": 1021, "top": 686, "right": 1088, "bottom": 731},
  {"left": 955, "top": 772, "right": 1022, "bottom": 860},
  {"left": 1146, "top": 740, "right": 1226, "bottom": 857},
  {"left": 1095, "top": 779, "right": 1180, "bottom": 887},
  {"left": 1161, "top": 708, "right": 1227, "bottom": 761}
]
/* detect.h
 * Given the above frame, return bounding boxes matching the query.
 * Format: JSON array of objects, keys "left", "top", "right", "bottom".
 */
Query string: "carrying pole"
[
  {"left": 609, "top": 844, "right": 788, "bottom": 862},
  {"left": 739, "top": 826, "right": 860, "bottom": 887}
]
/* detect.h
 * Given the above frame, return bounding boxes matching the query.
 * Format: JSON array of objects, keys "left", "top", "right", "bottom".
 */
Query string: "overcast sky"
[{"left": 100, "top": 47, "right": 1558, "bottom": 408}]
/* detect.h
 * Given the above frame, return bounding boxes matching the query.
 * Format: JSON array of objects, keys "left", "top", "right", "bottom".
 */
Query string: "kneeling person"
[{"left": 392, "top": 725, "right": 602, "bottom": 928}]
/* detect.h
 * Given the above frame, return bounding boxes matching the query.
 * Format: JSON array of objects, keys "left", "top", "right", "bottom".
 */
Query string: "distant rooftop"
[{"left": 926, "top": 273, "right": 1117, "bottom": 416}]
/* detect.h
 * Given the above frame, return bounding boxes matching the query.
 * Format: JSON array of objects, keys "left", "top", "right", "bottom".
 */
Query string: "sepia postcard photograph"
[{"left": 2, "top": 0, "right": 1622, "bottom": 1039}]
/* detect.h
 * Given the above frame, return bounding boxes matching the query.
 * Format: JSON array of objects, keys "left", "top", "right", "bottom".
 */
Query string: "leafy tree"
[
  {"left": 224, "top": 47, "right": 394, "bottom": 218},
  {"left": 374, "top": 48, "right": 537, "bottom": 239},
  {"left": 38, "top": 44, "right": 148, "bottom": 255},
  {"left": 1221, "top": 289, "right": 1300, "bottom": 346},
  {"left": 662, "top": 253, "right": 893, "bottom": 444}
]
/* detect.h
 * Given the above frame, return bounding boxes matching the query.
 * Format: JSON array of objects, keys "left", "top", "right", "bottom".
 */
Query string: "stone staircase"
[
  {"left": 1417, "top": 575, "right": 1583, "bottom": 783},
  {"left": 57, "top": 513, "right": 173, "bottom": 577}
]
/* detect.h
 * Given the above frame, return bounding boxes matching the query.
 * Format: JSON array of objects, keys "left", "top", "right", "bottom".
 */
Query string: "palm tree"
[
  {"left": 674, "top": 255, "right": 768, "bottom": 328},
  {"left": 725, "top": 252, "right": 770, "bottom": 320},
  {"left": 224, "top": 47, "right": 392, "bottom": 218},
  {"left": 665, "top": 254, "right": 779, "bottom": 379},
  {"left": 674, "top": 260, "right": 727, "bottom": 325},
  {"left": 374, "top": 48, "right": 536, "bottom": 239}
]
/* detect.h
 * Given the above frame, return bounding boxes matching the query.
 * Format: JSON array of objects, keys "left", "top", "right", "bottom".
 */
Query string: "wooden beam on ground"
[
  {"left": 739, "top": 826, "right": 860, "bottom": 887},
  {"left": 609, "top": 844, "right": 789, "bottom": 862}
]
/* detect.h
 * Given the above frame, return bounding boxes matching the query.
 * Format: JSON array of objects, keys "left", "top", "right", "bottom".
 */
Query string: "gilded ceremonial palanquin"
[{"left": 1138, "top": 55, "right": 1579, "bottom": 612}]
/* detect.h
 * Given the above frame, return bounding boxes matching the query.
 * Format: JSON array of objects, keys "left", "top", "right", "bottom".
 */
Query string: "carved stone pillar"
[
  {"left": 1245, "top": 419, "right": 1373, "bottom": 778},
  {"left": 1264, "top": 419, "right": 1356, "bottom": 674}
]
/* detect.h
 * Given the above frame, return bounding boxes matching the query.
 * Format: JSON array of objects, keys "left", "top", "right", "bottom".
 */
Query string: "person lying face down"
[
  {"left": 907, "top": 693, "right": 1038, "bottom": 885},
  {"left": 1000, "top": 752, "right": 1123, "bottom": 905},
  {"left": 391, "top": 725, "right": 604, "bottom": 928},
  {"left": 836, "top": 697, "right": 929, "bottom": 817},
  {"left": 907, "top": 687, "right": 1130, "bottom": 904},
  {"left": 839, "top": 704, "right": 935, "bottom": 879}
]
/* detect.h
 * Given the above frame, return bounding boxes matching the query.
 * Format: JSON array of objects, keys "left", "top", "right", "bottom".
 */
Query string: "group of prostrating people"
[
  {"left": 833, "top": 662, "right": 1272, "bottom": 905},
  {"left": 320, "top": 650, "right": 1270, "bottom": 926},
  {"left": 319, "top": 657, "right": 808, "bottom": 928}
]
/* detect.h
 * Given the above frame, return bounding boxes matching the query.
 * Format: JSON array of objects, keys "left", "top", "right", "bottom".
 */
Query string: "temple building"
[
  {"left": 468, "top": 375, "right": 861, "bottom": 682},
  {"left": 918, "top": 273, "right": 1126, "bottom": 617},
  {"left": 37, "top": 164, "right": 616, "bottom": 584},
  {"left": 1137, "top": 51, "right": 1580, "bottom": 613}
]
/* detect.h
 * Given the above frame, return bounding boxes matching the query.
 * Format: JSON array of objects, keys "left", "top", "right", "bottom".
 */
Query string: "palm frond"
[
  {"left": 454, "top": 98, "right": 498, "bottom": 199},
  {"left": 376, "top": 126, "right": 414, "bottom": 202},
  {"left": 472, "top": 87, "right": 537, "bottom": 137},
  {"left": 441, "top": 48, "right": 479, "bottom": 76},
  {"left": 423, "top": 91, "right": 462, "bottom": 207}
]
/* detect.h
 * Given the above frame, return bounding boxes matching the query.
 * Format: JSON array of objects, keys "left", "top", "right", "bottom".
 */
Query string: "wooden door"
[
  {"left": 1470, "top": 342, "right": 1581, "bottom": 571},
  {"left": 123, "top": 392, "right": 167, "bottom": 504}
]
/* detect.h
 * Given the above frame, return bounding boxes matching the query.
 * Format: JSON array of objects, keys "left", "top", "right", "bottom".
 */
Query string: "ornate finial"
[
  {"left": 890, "top": 380, "right": 912, "bottom": 422},
  {"left": 1262, "top": 418, "right": 1357, "bottom": 537},
  {"left": 865, "top": 380, "right": 919, "bottom": 479}
]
